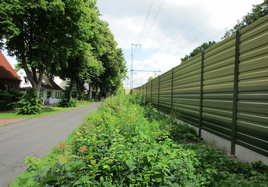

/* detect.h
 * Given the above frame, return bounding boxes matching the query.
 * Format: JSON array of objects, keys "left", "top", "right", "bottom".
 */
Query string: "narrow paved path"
[{"left": 0, "top": 103, "right": 100, "bottom": 187}]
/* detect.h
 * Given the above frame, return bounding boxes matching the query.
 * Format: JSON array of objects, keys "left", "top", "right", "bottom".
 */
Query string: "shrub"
[
  {"left": 58, "top": 89, "right": 77, "bottom": 108},
  {"left": 15, "top": 93, "right": 268, "bottom": 186},
  {"left": 13, "top": 89, "right": 42, "bottom": 114},
  {"left": 0, "top": 90, "right": 24, "bottom": 110}
]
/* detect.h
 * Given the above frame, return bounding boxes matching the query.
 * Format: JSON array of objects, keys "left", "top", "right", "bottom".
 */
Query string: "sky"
[{"left": 2, "top": 0, "right": 264, "bottom": 89}]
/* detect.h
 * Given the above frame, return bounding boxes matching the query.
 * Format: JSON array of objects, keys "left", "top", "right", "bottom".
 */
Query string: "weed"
[{"left": 10, "top": 93, "right": 268, "bottom": 186}]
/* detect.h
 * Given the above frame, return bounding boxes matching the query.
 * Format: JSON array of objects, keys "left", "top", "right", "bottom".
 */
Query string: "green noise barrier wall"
[{"left": 131, "top": 15, "right": 268, "bottom": 157}]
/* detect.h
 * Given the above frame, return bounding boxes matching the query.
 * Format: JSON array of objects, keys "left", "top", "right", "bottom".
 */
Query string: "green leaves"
[
  {"left": 12, "top": 89, "right": 42, "bottom": 114},
  {"left": 19, "top": 94, "right": 268, "bottom": 186}
]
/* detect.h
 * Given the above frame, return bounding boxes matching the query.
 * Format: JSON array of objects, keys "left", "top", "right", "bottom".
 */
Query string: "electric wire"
[
  {"left": 134, "top": 0, "right": 155, "bottom": 60},
  {"left": 142, "top": 0, "right": 166, "bottom": 45},
  {"left": 207, "top": 21, "right": 237, "bottom": 41},
  {"left": 175, "top": 17, "right": 222, "bottom": 55},
  {"left": 137, "top": 0, "right": 155, "bottom": 44},
  {"left": 161, "top": 20, "right": 238, "bottom": 74},
  {"left": 163, "top": 0, "right": 228, "bottom": 54}
]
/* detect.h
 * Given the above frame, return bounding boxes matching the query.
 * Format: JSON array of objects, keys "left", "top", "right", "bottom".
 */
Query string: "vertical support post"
[
  {"left": 158, "top": 75, "right": 160, "bottom": 111},
  {"left": 199, "top": 52, "right": 204, "bottom": 137},
  {"left": 131, "top": 44, "right": 133, "bottom": 90},
  {"left": 171, "top": 68, "right": 174, "bottom": 112},
  {"left": 231, "top": 31, "right": 240, "bottom": 155},
  {"left": 146, "top": 83, "right": 147, "bottom": 103},
  {"left": 151, "top": 81, "right": 152, "bottom": 103}
]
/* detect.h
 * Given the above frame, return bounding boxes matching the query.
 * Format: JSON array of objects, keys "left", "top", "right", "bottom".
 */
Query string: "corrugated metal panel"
[
  {"left": 137, "top": 15, "right": 268, "bottom": 157},
  {"left": 236, "top": 15, "right": 268, "bottom": 156},
  {"left": 151, "top": 78, "right": 158, "bottom": 108},
  {"left": 159, "top": 69, "right": 172, "bottom": 114},
  {"left": 124, "top": 89, "right": 131, "bottom": 95},
  {"left": 202, "top": 34, "right": 236, "bottom": 140},
  {"left": 172, "top": 54, "right": 201, "bottom": 127}
]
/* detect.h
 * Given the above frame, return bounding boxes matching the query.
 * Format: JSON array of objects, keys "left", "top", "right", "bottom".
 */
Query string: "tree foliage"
[
  {"left": 148, "top": 76, "right": 154, "bottom": 82},
  {"left": 222, "top": 0, "right": 268, "bottom": 39},
  {"left": 181, "top": 41, "right": 216, "bottom": 63},
  {"left": 0, "top": 0, "right": 127, "bottom": 104}
]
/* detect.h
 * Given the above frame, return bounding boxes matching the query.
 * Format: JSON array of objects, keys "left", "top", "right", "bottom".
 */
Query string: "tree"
[
  {"left": 222, "top": 0, "right": 268, "bottom": 40},
  {"left": 181, "top": 41, "right": 216, "bottom": 63},
  {"left": 0, "top": 0, "right": 97, "bottom": 98},
  {"left": 96, "top": 25, "right": 127, "bottom": 99},
  {"left": 148, "top": 76, "right": 154, "bottom": 82}
]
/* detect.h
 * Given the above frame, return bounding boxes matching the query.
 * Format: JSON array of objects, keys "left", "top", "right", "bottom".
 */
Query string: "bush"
[
  {"left": 0, "top": 90, "right": 24, "bottom": 110},
  {"left": 57, "top": 90, "right": 77, "bottom": 108},
  {"left": 14, "top": 93, "right": 268, "bottom": 186},
  {"left": 13, "top": 89, "right": 42, "bottom": 114}
]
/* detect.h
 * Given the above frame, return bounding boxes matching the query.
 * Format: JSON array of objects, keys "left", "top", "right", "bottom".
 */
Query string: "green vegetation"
[
  {"left": 180, "top": 1, "right": 268, "bottom": 63},
  {"left": 9, "top": 94, "right": 268, "bottom": 186},
  {"left": 57, "top": 90, "right": 77, "bottom": 108},
  {"left": 0, "top": 90, "right": 23, "bottom": 110},
  {"left": 222, "top": 0, "right": 268, "bottom": 39},
  {"left": 12, "top": 90, "right": 43, "bottom": 115},
  {"left": 0, "top": 0, "right": 127, "bottom": 103},
  {"left": 0, "top": 101, "right": 94, "bottom": 120},
  {"left": 148, "top": 76, "right": 154, "bottom": 82},
  {"left": 180, "top": 41, "right": 217, "bottom": 63}
]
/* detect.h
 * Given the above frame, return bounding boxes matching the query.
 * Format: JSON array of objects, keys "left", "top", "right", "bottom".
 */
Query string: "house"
[
  {"left": 17, "top": 68, "right": 63, "bottom": 104},
  {"left": 54, "top": 76, "right": 77, "bottom": 97},
  {"left": 0, "top": 51, "right": 21, "bottom": 91}
]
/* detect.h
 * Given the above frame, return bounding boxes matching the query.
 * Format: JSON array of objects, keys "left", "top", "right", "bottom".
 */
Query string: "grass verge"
[
  {"left": 0, "top": 101, "right": 94, "bottom": 119},
  {"left": 9, "top": 94, "right": 268, "bottom": 186}
]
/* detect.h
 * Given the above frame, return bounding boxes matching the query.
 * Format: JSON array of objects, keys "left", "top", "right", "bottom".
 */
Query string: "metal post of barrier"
[
  {"left": 151, "top": 80, "right": 152, "bottom": 103},
  {"left": 158, "top": 76, "right": 160, "bottom": 111},
  {"left": 171, "top": 68, "right": 174, "bottom": 112},
  {"left": 146, "top": 83, "right": 147, "bottom": 103},
  {"left": 231, "top": 31, "right": 240, "bottom": 155},
  {"left": 199, "top": 51, "right": 204, "bottom": 137}
]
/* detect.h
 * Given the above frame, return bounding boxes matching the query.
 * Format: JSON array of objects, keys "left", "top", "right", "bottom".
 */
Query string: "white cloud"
[
  {"left": 127, "top": 52, "right": 183, "bottom": 87},
  {"left": 2, "top": 0, "right": 265, "bottom": 89}
]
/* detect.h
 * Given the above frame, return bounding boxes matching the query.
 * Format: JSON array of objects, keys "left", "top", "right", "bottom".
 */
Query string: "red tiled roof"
[{"left": 0, "top": 51, "right": 21, "bottom": 81}]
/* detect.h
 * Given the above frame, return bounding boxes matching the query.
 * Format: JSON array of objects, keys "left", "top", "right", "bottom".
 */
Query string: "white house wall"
[{"left": 17, "top": 69, "right": 31, "bottom": 88}]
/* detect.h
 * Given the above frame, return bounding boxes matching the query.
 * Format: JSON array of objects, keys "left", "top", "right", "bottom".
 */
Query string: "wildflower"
[
  {"left": 79, "top": 145, "right": 87, "bottom": 153},
  {"left": 54, "top": 143, "right": 70, "bottom": 150}
]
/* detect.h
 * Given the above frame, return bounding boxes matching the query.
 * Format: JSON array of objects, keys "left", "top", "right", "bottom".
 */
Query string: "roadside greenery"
[
  {"left": 10, "top": 94, "right": 268, "bottom": 186},
  {"left": 0, "top": 0, "right": 127, "bottom": 102},
  {"left": 57, "top": 89, "right": 77, "bottom": 108},
  {"left": 0, "top": 100, "right": 94, "bottom": 120},
  {"left": 0, "top": 90, "right": 23, "bottom": 110},
  {"left": 12, "top": 90, "right": 42, "bottom": 115}
]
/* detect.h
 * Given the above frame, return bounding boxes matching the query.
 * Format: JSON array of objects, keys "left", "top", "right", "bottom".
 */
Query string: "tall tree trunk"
[
  {"left": 105, "top": 86, "right": 110, "bottom": 98},
  {"left": 94, "top": 82, "right": 99, "bottom": 100},
  {"left": 21, "top": 55, "right": 43, "bottom": 99},
  {"left": 89, "top": 81, "right": 96, "bottom": 100},
  {"left": 68, "top": 75, "right": 76, "bottom": 100},
  {"left": 100, "top": 84, "right": 104, "bottom": 101}
]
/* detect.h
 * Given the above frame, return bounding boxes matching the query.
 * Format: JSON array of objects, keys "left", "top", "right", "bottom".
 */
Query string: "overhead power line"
[
  {"left": 137, "top": 0, "right": 155, "bottom": 44},
  {"left": 163, "top": 0, "right": 228, "bottom": 54},
  {"left": 175, "top": 17, "right": 222, "bottom": 55},
  {"left": 134, "top": 0, "right": 154, "bottom": 61},
  {"left": 142, "top": 0, "right": 166, "bottom": 45},
  {"left": 207, "top": 21, "right": 237, "bottom": 42}
]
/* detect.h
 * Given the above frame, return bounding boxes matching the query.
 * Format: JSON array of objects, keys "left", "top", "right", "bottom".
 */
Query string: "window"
[{"left": 24, "top": 77, "right": 29, "bottom": 84}]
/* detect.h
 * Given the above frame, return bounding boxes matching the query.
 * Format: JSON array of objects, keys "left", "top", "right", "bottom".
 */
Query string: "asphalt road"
[{"left": 0, "top": 103, "right": 100, "bottom": 187}]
